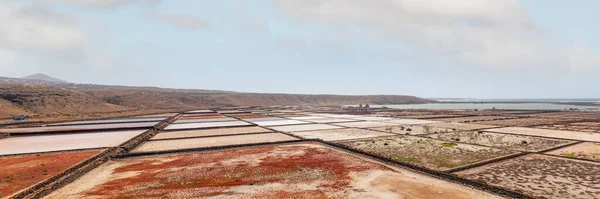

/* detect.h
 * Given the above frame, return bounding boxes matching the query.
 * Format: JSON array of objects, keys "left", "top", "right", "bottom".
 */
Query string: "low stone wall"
[
  {"left": 10, "top": 116, "right": 176, "bottom": 198},
  {"left": 118, "top": 129, "right": 157, "bottom": 152},
  {"left": 116, "top": 139, "right": 316, "bottom": 159},
  {"left": 10, "top": 148, "right": 122, "bottom": 199},
  {"left": 322, "top": 141, "right": 533, "bottom": 199}
]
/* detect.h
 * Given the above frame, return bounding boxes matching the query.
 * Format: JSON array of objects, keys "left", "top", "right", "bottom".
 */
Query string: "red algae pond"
[
  {"left": 0, "top": 149, "right": 103, "bottom": 198},
  {"left": 46, "top": 143, "right": 501, "bottom": 199}
]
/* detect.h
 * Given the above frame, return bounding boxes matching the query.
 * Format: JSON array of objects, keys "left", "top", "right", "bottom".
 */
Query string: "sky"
[{"left": 1, "top": 0, "right": 599, "bottom": 99}]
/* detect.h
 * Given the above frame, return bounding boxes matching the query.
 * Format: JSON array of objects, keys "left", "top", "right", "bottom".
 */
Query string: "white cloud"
[
  {"left": 148, "top": 11, "right": 210, "bottom": 30},
  {"left": 0, "top": 1, "right": 141, "bottom": 79},
  {"left": 0, "top": 2, "right": 84, "bottom": 52},
  {"left": 271, "top": 0, "right": 600, "bottom": 70},
  {"left": 52, "top": 0, "right": 160, "bottom": 9}
]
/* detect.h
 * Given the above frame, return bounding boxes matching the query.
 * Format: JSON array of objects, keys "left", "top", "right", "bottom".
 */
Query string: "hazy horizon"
[{"left": 1, "top": 1, "right": 599, "bottom": 99}]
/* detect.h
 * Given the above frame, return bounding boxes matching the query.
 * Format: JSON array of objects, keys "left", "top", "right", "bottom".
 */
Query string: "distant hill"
[
  {"left": 0, "top": 84, "right": 132, "bottom": 119},
  {"left": 22, "top": 73, "right": 69, "bottom": 83},
  {"left": 0, "top": 75, "right": 435, "bottom": 119}
]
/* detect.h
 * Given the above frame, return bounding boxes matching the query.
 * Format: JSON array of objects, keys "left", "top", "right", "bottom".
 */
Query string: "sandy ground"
[
  {"left": 400, "top": 114, "right": 462, "bottom": 119},
  {"left": 383, "top": 119, "right": 444, "bottom": 125},
  {"left": 546, "top": 142, "right": 600, "bottom": 161},
  {"left": 511, "top": 112, "right": 600, "bottom": 119},
  {"left": 291, "top": 128, "right": 394, "bottom": 141},
  {"left": 535, "top": 123, "right": 600, "bottom": 133},
  {"left": 473, "top": 118, "right": 582, "bottom": 127},
  {"left": 252, "top": 120, "right": 311, "bottom": 127},
  {"left": 216, "top": 110, "right": 249, "bottom": 114},
  {"left": 424, "top": 122, "right": 498, "bottom": 130},
  {"left": 269, "top": 124, "right": 344, "bottom": 132},
  {"left": 435, "top": 116, "right": 518, "bottom": 123},
  {"left": 487, "top": 127, "right": 600, "bottom": 142},
  {"left": 0, "top": 122, "right": 158, "bottom": 134},
  {"left": 135, "top": 113, "right": 178, "bottom": 118},
  {"left": 185, "top": 110, "right": 215, "bottom": 114},
  {"left": 46, "top": 144, "right": 501, "bottom": 199},
  {"left": 456, "top": 154, "right": 600, "bottom": 199},
  {"left": 173, "top": 117, "right": 237, "bottom": 124},
  {"left": 336, "top": 135, "right": 517, "bottom": 171},
  {"left": 0, "top": 130, "right": 145, "bottom": 155},
  {"left": 163, "top": 121, "right": 253, "bottom": 131},
  {"left": 151, "top": 127, "right": 272, "bottom": 140},
  {"left": 334, "top": 121, "right": 399, "bottom": 128},
  {"left": 427, "top": 131, "right": 574, "bottom": 152},
  {"left": 370, "top": 125, "right": 456, "bottom": 135},
  {"left": 132, "top": 133, "right": 298, "bottom": 153}
]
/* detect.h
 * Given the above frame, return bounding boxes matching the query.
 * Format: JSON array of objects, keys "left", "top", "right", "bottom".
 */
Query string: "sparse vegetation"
[
  {"left": 337, "top": 136, "right": 513, "bottom": 171},
  {"left": 442, "top": 143, "right": 458, "bottom": 148}
]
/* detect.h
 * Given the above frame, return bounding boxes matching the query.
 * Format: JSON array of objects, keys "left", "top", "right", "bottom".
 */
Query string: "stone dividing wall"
[
  {"left": 119, "top": 114, "right": 180, "bottom": 152},
  {"left": 115, "top": 138, "right": 534, "bottom": 199},
  {"left": 10, "top": 148, "right": 122, "bottom": 199},
  {"left": 0, "top": 133, "right": 8, "bottom": 139},
  {"left": 116, "top": 139, "right": 317, "bottom": 159},
  {"left": 118, "top": 129, "right": 157, "bottom": 152},
  {"left": 321, "top": 141, "right": 534, "bottom": 199},
  {"left": 10, "top": 115, "right": 179, "bottom": 199},
  {"left": 445, "top": 152, "right": 529, "bottom": 173},
  {"left": 9, "top": 110, "right": 544, "bottom": 199}
]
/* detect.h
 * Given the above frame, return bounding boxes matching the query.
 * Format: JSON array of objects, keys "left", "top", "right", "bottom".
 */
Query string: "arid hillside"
[
  {"left": 0, "top": 84, "right": 134, "bottom": 119},
  {"left": 0, "top": 83, "right": 433, "bottom": 120},
  {"left": 76, "top": 89, "right": 432, "bottom": 109}
]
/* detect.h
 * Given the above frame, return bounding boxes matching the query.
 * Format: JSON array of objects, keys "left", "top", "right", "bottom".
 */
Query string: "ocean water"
[
  {"left": 433, "top": 98, "right": 600, "bottom": 103},
  {"left": 369, "top": 103, "right": 598, "bottom": 110}
]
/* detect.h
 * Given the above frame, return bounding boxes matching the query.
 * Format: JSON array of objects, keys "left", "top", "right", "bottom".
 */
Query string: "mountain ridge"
[
  {"left": 0, "top": 74, "right": 434, "bottom": 120},
  {"left": 21, "top": 73, "right": 69, "bottom": 83}
]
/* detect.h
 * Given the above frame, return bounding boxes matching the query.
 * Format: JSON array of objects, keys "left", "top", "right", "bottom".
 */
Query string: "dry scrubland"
[
  {"left": 456, "top": 154, "right": 600, "bottom": 199},
  {"left": 536, "top": 122, "right": 600, "bottom": 133},
  {"left": 0, "top": 83, "right": 432, "bottom": 121},
  {"left": 370, "top": 125, "right": 457, "bottom": 135},
  {"left": 426, "top": 131, "right": 574, "bottom": 152},
  {"left": 336, "top": 135, "right": 517, "bottom": 171},
  {"left": 546, "top": 142, "right": 600, "bottom": 161}
]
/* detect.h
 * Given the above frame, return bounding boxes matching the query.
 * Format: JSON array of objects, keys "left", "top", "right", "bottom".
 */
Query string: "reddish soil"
[
  {"left": 49, "top": 144, "right": 498, "bottom": 198},
  {"left": 0, "top": 150, "right": 102, "bottom": 197},
  {"left": 80, "top": 145, "right": 382, "bottom": 198}
]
